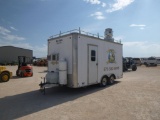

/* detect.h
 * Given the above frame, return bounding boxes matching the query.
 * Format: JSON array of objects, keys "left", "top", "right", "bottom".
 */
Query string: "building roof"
[{"left": 0, "top": 46, "right": 32, "bottom": 51}]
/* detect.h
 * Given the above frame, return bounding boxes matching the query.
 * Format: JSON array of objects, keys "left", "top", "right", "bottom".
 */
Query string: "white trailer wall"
[
  {"left": 77, "top": 34, "right": 122, "bottom": 87},
  {"left": 48, "top": 35, "right": 73, "bottom": 74}
]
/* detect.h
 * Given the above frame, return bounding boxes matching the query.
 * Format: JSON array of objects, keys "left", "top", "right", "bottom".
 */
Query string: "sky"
[{"left": 0, "top": 0, "right": 160, "bottom": 58}]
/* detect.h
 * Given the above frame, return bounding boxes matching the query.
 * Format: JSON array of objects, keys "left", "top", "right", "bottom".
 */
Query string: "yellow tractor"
[{"left": 0, "top": 66, "right": 12, "bottom": 82}]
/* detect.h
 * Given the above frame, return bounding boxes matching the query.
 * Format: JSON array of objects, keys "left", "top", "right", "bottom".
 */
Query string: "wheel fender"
[
  {"left": 1, "top": 71, "right": 11, "bottom": 78},
  {"left": 100, "top": 75, "right": 109, "bottom": 82},
  {"left": 105, "top": 73, "right": 112, "bottom": 78},
  {"left": 110, "top": 74, "right": 116, "bottom": 79},
  {"left": 1, "top": 71, "right": 10, "bottom": 75}
]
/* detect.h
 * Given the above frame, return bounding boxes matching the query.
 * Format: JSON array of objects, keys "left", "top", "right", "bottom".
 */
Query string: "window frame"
[{"left": 91, "top": 50, "right": 96, "bottom": 61}]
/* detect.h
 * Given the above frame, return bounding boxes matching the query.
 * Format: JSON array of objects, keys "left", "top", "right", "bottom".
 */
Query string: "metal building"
[{"left": 0, "top": 46, "right": 33, "bottom": 65}]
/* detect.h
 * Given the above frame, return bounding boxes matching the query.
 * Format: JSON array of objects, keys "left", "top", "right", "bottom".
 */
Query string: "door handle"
[{"left": 96, "top": 63, "right": 98, "bottom": 65}]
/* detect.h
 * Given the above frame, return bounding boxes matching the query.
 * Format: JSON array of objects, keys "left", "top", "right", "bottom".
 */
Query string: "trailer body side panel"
[{"left": 77, "top": 34, "right": 122, "bottom": 87}]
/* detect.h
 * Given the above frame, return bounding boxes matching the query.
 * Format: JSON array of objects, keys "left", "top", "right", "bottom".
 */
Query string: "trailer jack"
[
  {"left": 39, "top": 77, "right": 46, "bottom": 95},
  {"left": 39, "top": 77, "right": 58, "bottom": 95}
]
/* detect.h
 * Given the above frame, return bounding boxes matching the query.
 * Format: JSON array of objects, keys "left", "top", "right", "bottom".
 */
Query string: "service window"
[{"left": 91, "top": 50, "right": 96, "bottom": 61}]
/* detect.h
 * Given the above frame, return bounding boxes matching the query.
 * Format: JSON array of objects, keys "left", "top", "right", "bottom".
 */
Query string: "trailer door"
[{"left": 88, "top": 45, "right": 98, "bottom": 84}]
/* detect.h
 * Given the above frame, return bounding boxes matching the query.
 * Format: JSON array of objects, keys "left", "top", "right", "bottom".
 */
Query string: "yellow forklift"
[{"left": 0, "top": 66, "right": 12, "bottom": 82}]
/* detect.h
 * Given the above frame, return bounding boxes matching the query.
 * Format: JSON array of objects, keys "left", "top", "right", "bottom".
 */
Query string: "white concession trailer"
[{"left": 40, "top": 28, "right": 123, "bottom": 92}]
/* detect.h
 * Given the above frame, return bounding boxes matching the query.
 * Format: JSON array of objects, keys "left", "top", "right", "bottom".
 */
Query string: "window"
[
  {"left": 47, "top": 55, "right": 51, "bottom": 61},
  {"left": 52, "top": 55, "right": 56, "bottom": 61},
  {"left": 51, "top": 54, "right": 59, "bottom": 65},
  {"left": 91, "top": 50, "right": 96, "bottom": 61},
  {"left": 52, "top": 54, "right": 59, "bottom": 61}
]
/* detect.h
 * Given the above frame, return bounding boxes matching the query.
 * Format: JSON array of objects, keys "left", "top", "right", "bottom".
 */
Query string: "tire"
[
  {"left": 132, "top": 65, "right": 137, "bottom": 71},
  {"left": 125, "top": 68, "right": 128, "bottom": 71},
  {"left": 20, "top": 72, "right": 24, "bottom": 77},
  {"left": 31, "top": 73, "right": 33, "bottom": 77},
  {"left": 16, "top": 70, "right": 19, "bottom": 76},
  {"left": 108, "top": 75, "right": 115, "bottom": 85},
  {"left": 0, "top": 72, "right": 10, "bottom": 82},
  {"left": 100, "top": 76, "right": 108, "bottom": 87}
]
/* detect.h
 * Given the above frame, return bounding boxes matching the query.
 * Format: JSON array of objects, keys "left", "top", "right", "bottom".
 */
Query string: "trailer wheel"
[
  {"left": 0, "top": 72, "right": 10, "bottom": 82},
  {"left": 108, "top": 75, "right": 115, "bottom": 85},
  {"left": 100, "top": 76, "right": 108, "bottom": 87}
]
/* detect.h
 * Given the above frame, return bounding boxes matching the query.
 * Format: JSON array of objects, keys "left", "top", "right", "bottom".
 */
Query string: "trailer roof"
[{"left": 48, "top": 28, "right": 122, "bottom": 44}]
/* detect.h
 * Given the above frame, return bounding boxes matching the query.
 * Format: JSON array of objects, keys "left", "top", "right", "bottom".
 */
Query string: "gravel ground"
[{"left": 0, "top": 65, "right": 160, "bottom": 120}]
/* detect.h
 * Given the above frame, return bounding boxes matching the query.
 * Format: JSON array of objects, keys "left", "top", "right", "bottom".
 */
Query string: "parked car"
[
  {"left": 156, "top": 58, "right": 160, "bottom": 64},
  {"left": 145, "top": 57, "right": 157, "bottom": 66},
  {"left": 133, "top": 58, "right": 142, "bottom": 66},
  {"left": 140, "top": 58, "right": 148, "bottom": 65}
]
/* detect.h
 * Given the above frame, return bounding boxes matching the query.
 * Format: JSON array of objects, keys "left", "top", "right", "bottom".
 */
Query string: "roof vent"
[{"left": 104, "top": 28, "right": 114, "bottom": 42}]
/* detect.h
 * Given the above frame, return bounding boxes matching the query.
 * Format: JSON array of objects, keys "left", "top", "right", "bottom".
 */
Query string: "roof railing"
[{"left": 49, "top": 28, "right": 121, "bottom": 43}]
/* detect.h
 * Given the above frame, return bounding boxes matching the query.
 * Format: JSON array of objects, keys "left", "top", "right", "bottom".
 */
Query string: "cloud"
[
  {"left": 0, "top": 26, "right": 11, "bottom": 35},
  {"left": 10, "top": 26, "right": 18, "bottom": 31},
  {"left": 84, "top": 0, "right": 101, "bottom": 4},
  {"left": 123, "top": 41, "right": 160, "bottom": 57},
  {"left": 130, "top": 24, "right": 146, "bottom": 27},
  {"left": 83, "top": 0, "right": 107, "bottom": 19},
  {"left": 83, "top": 0, "right": 107, "bottom": 8},
  {"left": 2, "top": 34, "right": 25, "bottom": 41},
  {"left": 90, "top": 11, "right": 105, "bottom": 20},
  {"left": 0, "top": 26, "right": 25, "bottom": 41},
  {"left": 130, "top": 24, "right": 146, "bottom": 30},
  {"left": 102, "top": 2, "right": 106, "bottom": 7},
  {"left": 106, "top": 0, "right": 134, "bottom": 13}
]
